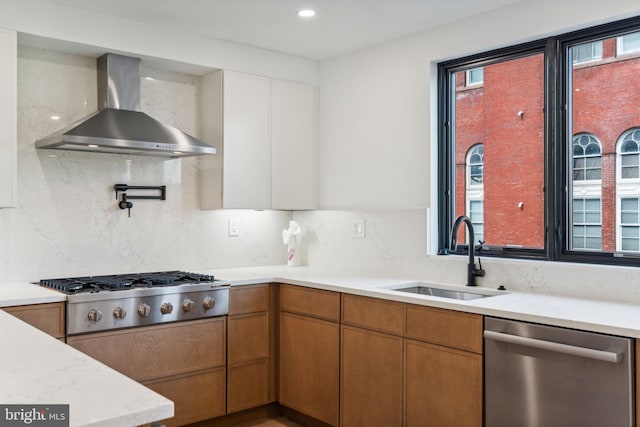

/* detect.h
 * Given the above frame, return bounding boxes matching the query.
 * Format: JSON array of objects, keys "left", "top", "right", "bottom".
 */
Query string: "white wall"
[
  {"left": 0, "top": 46, "right": 291, "bottom": 283},
  {"left": 317, "top": 0, "right": 640, "bottom": 209},
  {"left": 306, "top": 1, "right": 640, "bottom": 302},
  {"left": 0, "top": 0, "right": 318, "bottom": 84}
]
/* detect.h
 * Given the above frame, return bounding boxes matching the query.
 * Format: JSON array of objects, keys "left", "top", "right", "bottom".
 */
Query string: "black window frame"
[{"left": 437, "top": 15, "right": 640, "bottom": 267}]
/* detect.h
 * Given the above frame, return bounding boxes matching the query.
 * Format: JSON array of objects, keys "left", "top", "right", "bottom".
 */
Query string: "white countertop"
[
  {"left": 210, "top": 265, "right": 640, "bottom": 338},
  {"left": 1, "top": 263, "right": 640, "bottom": 427},
  {"left": 0, "top": 309, "right": 173, "bottom": 427},
  {"left": 4, "top": 266, "right": 640, "bottom": 338},
  {"left": 0, "top": 282, "right": 66, "bottom": 307}
]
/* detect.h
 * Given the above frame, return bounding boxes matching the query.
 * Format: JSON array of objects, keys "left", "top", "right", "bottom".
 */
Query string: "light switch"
[
  {"left": 351, "top": 219, "right": 366, "bottom": 239},
  {"left": 228, "top": 217, "right": 240, "bottom": 237}
]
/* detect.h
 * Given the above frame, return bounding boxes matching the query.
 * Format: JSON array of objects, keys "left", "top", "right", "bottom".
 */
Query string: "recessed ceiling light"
[
  {"left": 298, "top": 9, "right": 316, "bottom": 18},
  {"left": 50, "top": 115, "right": 60, "bottom": 120},
  {"left": 87, "top": 144, "right": 99, "bottom": 148}
]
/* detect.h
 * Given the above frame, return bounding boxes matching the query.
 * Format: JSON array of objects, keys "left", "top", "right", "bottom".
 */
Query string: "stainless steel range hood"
[{"left": 36, "top": 53, "right": 215, "bottom": 158}]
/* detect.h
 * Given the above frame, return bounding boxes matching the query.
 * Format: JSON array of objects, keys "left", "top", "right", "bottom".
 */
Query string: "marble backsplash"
[
  {"left": 0, "top": 46, "right": 291, "bottom": 282},
  {"left": 293, "top": 209, "right": 640, "bottom": 304},
  {"left": 6, "top": 46, "right": 640, "bottom": 304}
]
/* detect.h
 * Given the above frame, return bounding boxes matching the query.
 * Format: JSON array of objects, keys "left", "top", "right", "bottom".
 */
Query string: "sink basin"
[{"left": 393, "top": 285, "right": 493, "bottom": 301}]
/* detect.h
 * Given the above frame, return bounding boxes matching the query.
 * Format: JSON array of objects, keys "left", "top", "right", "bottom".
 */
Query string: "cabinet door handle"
[{"left": 483, "top": 330, "right": 622, "bottom": 363}]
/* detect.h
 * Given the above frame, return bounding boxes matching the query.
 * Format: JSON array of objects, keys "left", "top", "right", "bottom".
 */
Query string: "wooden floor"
[{"left": 230, "top": 417, "right": 302, "bottom": 427}]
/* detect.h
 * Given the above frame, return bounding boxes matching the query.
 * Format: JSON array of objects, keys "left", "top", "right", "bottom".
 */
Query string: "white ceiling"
[{"left": 41, "top": 0, "right": 520, "bottom": 60}]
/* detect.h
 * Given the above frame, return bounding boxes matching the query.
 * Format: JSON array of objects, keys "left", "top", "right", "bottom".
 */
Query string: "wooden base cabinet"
[
  {"left": 227, "top": 284, "right": 274, "bottom": 413},
  {"left": 145, "top": 367, "right": 226, "bottom": 427},
  {"left": 404, "top": 305, "right": 483, "bottom": 427},
  {"left": 405, "top": 340, "right": 482, "bottom": 427},
  {"left": 68, "top": 317, "right": 226, "bottom": 426},
  {"left": 3, "top": 302, "right": 65, "bottom": 339},
  {"left": 341, "top": 325, "right": 403, "bottom": 427},
  {"left": 279, "top": 285, "right": 341, "bottom": 426},
  {"left": 279, "top": 311, "right": 340, "bottom": 426}
]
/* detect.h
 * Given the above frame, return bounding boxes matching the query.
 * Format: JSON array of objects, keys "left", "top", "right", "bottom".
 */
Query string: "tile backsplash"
[{"left": 0, "top": 46, "right": 290, "bottom": 282}]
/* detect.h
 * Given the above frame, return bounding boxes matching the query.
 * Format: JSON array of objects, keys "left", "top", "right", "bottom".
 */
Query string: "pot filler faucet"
[{"left": 450, "top": 215, "right": 485, "bottom": 286}]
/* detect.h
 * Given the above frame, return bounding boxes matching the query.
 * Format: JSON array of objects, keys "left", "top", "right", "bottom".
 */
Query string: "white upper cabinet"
[
  {"left": 0, "top": 29, "right": 17, "bottom": 208},
  {"left": 200, "top": 70, "right": 315, "bottom": 210},
  {"left": 271, "top": 79, "right": 315, "bottom": 210}
]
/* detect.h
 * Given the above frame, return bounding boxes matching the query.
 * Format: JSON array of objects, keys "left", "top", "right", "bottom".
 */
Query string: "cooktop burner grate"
[{"left": 40, "top": 271, "right": 216, "bottom": 294}]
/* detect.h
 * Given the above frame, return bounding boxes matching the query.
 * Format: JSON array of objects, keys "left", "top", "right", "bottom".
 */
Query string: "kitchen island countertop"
[{"left": 0, "top": 308, "right": 173, "bottom": 427}]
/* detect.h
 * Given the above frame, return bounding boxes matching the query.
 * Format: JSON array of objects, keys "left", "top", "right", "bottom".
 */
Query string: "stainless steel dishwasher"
[{"left": 484, "top": 317, "right": 633, "bottom": 427}]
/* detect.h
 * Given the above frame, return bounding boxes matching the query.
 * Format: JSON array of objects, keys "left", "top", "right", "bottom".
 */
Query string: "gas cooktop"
[
  {"left": 39, "top": 271, "right": 230, "bottom": 335},
  {"left": 40, "top": 271, "right": 218, "bottom": 295}
]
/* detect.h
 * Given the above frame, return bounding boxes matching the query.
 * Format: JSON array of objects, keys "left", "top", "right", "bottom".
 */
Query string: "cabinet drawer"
[
  {"left": 280, "top": 285, "right": 340, "bottom": 322},
  {"left": 341, "top": 294, "right": 404, "bottom": 336},
  {"left": 145, "top": 367, "right": 226, "bottom": 427},
  {"left": 228, "top": 359, "right": 270, "bottom": 413},
  {"left": 405, "top": 305, "right": 482, "bottom": 353},
  {"left": 228, "top": 312, "right": 269, "bottom": 364},
  {"left": 229, "top": 284, "right": 269, "bottom": 315},
  {"left": 68, "top": 317, "right": 226, "bottom": 381},
  {"left": 3, "top": 302, "right": 65, "bottom": 338}
]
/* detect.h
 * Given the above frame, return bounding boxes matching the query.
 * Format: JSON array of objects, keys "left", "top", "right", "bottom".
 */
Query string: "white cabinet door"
[
  {"left": 222, "top": 71, "right": 271, "bottom": 209},
  {"left": 0, "top": 29, "right": 16, "bottom": 208},
  {"left": 271, "top": 80, "right": 315, "bottom": 210},
  {"left": 200, "top": 71, "right": 315, "bottom": 210}
]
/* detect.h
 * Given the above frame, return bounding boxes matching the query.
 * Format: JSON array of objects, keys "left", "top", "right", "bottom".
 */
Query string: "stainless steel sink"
[{"left": 394, "top": 285, "right": 492, "bottom": 300}]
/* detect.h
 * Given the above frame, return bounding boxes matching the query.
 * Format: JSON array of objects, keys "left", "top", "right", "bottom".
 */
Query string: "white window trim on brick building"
[
  {"left": 616, "top": 128, "right": 640, "bottom": 252},
  {"left": 466, "top": 144, "right": 484, "bottom": 244}
]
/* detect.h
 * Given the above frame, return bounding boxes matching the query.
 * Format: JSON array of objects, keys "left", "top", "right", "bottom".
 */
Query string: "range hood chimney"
[{"left": 36, "top": 53, "right": 216, "bottom": 158}]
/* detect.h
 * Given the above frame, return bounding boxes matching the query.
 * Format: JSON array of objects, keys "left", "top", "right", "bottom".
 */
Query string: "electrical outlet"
[
  {"left": 228, "top": 217, "right": 240, "bottom": 237},
  {"left": 351, "top": 219, "right": 366, "bottom": 239}
]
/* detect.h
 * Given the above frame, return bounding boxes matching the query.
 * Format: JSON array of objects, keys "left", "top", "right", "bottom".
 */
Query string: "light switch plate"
[
  {"left": 228, "top": 217, "right": 240, "bottom": 237},
  {"left": 351, "top": 219, "right": 366, "bottom": 239}
]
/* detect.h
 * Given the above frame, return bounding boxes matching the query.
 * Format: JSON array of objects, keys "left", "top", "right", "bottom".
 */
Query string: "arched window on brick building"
[
  {"left": 466, "top": 144, "right": 484, "bottom": 243},
  {"left": 617, "top": 128, "right": 640, "bottom": 252},
  {"left": 571, "top": 133, "right": 602, "bottom": 250}
]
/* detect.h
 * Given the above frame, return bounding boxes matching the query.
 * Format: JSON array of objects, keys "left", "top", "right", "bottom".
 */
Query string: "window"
[
  {"left": 467, "top": 144, "right": 484, "bottom": 186},
  {"left": 438, "top": 16, "right": 640, "bottom": 265},
  {"left": 572, "top": 134, "right": 601, "bottom": 181},
  {"left": 465, "top": 145, "right": 484, "bottom": 244},
  {"left": 469, "top": 200, "right": 484, "bottom": 243},
  {"left": 572, "top": 198, "right": 602, "bottom": 250},
  {"left": 618, "top": 31, "right": 640, "bottom": 55},
  {"left": 618, "top": 129, "right": 640, "bottom": 179},
  {"left": 445, "top": 52, "right": 545, "bottom": 253},
  {"left": 572, "top": 41, "right": 603, "bottom": 64},
  {"left": 466, "top": 67, "right": 483, "bottom": 86},
  {"left": 620, "top": 198, "right": 640, "bottom": 251}
]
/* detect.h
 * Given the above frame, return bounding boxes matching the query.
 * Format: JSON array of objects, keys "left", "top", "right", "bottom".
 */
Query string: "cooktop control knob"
[
  {"left": 202, "top": 296, "right": 216, "bottom": 311},
  {"left": 160, "top": 302, "right": 174, "bottom": 315},
  {"left": 113, "top": 306, "right": 127, "bottom": 320},
  {"left": 182, "top": 299, "right": 195, "bottom": 312},
  {"left": 137, "top": 303, "right": 151, "bottom": 318},
  {"left": 87, "top": 309, "right": 102, "bottom": 323}
]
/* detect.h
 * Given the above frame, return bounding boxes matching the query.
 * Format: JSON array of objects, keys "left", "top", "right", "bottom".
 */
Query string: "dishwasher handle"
[{"left": 484, "top": 330, "right": 622, "bottom": 363}]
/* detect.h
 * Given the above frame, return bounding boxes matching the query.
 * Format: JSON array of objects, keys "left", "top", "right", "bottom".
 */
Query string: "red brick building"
[{"left": 454, "top": 34, "right": 640, "bottom": 252}]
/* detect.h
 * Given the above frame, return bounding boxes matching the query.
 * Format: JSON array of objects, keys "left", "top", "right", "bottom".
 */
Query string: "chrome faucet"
[{"left": 450, "top": 215, "right": 485, "bottom": 286}]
